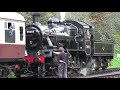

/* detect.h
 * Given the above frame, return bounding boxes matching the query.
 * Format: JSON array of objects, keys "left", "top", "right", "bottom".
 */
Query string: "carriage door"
[{"left": 84, "top": 28, "right": 91, "bottom": 56}]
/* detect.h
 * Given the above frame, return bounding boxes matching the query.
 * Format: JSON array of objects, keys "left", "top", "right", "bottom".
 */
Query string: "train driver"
[{"left": 48, "top": 17, "right": 60, "bottom": 29}]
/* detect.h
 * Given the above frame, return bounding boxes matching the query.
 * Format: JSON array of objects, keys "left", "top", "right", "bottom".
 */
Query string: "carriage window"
[
  {"left": 5, "top": 22, "right": 15, "bottom": 43},
  {"left": 8, "top": 23, "right": 12, "bottom": 29},
  {"left": 12, "top": 23, "right": 15, "bottom": 29},
  {"left": 4, "top": 22, "right": 15, "bottom": 29},
  {"left": 20, "top": 26, "right": 23, "bottom": 41}
]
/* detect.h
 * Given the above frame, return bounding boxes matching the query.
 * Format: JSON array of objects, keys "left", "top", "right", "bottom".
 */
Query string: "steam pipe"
[{"left": 46, "top": 36, "right": 53, "bottom": 46}]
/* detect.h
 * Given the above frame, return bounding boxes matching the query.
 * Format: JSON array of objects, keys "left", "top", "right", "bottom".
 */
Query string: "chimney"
[{"left": 32, "top": 12, "right": 41, "bottom": 24}]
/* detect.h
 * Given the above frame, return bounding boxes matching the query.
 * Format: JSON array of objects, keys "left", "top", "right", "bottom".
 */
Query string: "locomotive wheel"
[
  {"left": 38, "top": 63, "right": 46, "bottom": 77},
  {"left": 15, "top": 73, "right": 21, "bottom": 78},
  {"left": 85, "top": 58, "right": 99, "bottom": 75},
  {"left": 101, "top": 59, "right": 108, "bottom": 70},
  {"left": 14, "top": 70, "right": 21, "bottom": 78},
  {"left": 94, "top": 60, "right": 101, "bottom": 71},
  {"left": 14, "top": 64, "right": 22, "bottom": 78},
  {"left": 72, "top": 56, "right": 80, "bottom": 67},
  {"left": 0, "top": 69, "right": 9, "bottom": 78}
]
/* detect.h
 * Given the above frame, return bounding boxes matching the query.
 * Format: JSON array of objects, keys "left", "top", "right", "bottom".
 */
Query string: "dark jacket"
[{"left": 58, "top": 52, "right": 68, "bottom": 64}]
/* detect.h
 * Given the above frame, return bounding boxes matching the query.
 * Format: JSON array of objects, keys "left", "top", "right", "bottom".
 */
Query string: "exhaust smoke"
[{"left": 60, "top": 12, "right": 66, "bottom": 22}]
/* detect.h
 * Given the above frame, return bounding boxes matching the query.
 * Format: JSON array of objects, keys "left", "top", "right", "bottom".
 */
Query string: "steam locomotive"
[
  {"left": 0, "top": 12, "right": 114, "bottom": 77},
  {"left": 25, "top": 13, "right": 114, "bottom": 76}
]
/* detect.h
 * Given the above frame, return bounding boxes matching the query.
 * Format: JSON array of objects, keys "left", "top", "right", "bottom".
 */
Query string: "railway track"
[
  {"left": 75, "top": 68, "right": 120, "bottom": 78},
  {"left": 7, "top": 68, "right": 120, "bottom": 78},
  {"left": 34, "top": 68, "right": 119, "bottom": 78}
]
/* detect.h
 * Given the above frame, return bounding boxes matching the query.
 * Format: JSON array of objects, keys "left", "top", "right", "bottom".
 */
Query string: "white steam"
[
  {"left": 80, "top": 68, "right": 88, "bottom": 76},
  {"left": 60, "top": 12, "right": 66, "bottom": 22}
]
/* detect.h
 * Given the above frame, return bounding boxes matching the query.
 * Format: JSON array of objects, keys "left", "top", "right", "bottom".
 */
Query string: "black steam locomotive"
[{"left": 25, "top": 13, "right": 114, "bottom": 76}]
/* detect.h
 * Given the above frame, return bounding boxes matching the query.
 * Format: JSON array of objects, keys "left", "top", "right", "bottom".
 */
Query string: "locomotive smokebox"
[
  {"left": 32, "top": 12, "right": 41, "bottom": 24},
  {"left": 25, "top": 12, "right": 43, "bottom": 56}
]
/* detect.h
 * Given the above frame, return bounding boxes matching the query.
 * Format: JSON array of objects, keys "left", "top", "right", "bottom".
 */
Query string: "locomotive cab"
[{"left": 63, "top": 20, "right": 93, "bottom": 52}]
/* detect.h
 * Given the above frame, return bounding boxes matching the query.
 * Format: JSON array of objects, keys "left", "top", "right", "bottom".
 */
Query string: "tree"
[
  {"left": 18, "top": 12, "right": 33, "bottom": 25},
  {"left": 18, "top": 12, "right": 59, "bottom": 25}
]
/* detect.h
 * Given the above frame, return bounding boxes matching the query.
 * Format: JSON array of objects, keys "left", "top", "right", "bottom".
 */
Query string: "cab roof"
[{"left": 0, "top": 12, "right": 25, "bottom": 21}]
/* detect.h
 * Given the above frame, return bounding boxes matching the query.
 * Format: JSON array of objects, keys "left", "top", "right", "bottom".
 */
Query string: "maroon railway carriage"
[{"left": 0, "top": 12, "right": 45, "bottom": 78}]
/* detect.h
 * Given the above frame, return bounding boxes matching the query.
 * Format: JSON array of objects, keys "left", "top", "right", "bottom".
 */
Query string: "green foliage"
[
  {"left": 66, "top": 12, "right": 91, "bottom": 23},
  {"left": 18, "top": 12, "right": 59, "bottom": 25},
  {"left": 18, "top": 12, "right": 33, "bottom": 25},
  {"left": 108, "top": 51, "right": 120, "bottom": 68},
  {"left": 40, "top": 12, "right": 59, "bottom": 25},
  {"left": 65, "top": 12, "right": 120, "bottom": 52},
  {"left": 8, "top": 71, "right": 16, "bottom": 78}
]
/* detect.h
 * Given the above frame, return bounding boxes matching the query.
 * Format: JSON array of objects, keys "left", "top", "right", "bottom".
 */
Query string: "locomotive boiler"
[{"left": 25, "top": 12, "right": 114, "bottom": 76}]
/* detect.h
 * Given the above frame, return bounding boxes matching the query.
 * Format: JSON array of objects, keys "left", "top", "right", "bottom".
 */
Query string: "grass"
[
  {"left": 108, "top": 55, "right": 120, "bottom": 68},
  {"left": 8, "top": 71, "right": 16, "bottom": 78},
  {"left": 7, "top": 71, "right": 33, "bottom": 78}
]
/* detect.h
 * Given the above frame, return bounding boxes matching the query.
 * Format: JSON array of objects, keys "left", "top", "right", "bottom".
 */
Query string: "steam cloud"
[{"left": 60, "top": 12, "right": 66, "bottom": 21}]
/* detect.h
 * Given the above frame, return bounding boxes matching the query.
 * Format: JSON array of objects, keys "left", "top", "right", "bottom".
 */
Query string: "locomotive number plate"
[{"left": 27, "top": 31, "right": 34, "bottom": 33}]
